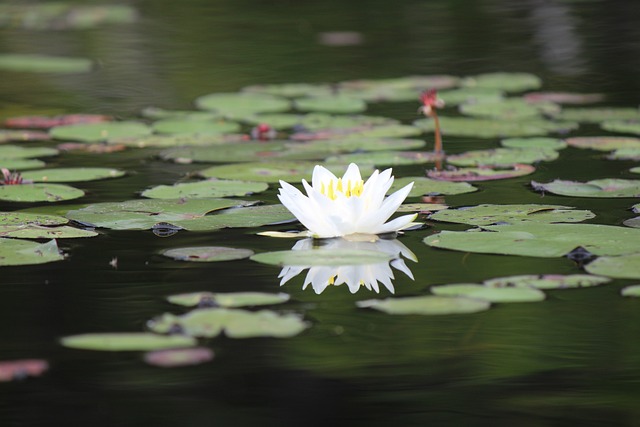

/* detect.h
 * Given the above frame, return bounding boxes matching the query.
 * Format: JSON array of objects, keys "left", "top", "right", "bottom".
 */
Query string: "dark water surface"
[{"left": 1, "top": 1, "right": 640, "bottom": 426}]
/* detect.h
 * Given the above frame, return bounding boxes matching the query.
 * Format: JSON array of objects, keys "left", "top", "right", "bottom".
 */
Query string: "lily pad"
[
  {"left": 428, "top": 204, "right": 595, "bottom": 225},
  {"left": 326, "top": 151, "right": 438, "bottom": 167},
  {"left": 0, "top": 211, "right": 68, "bottom": 226},
  {"left": 20, "top": 167, "right": 125, "bottom": 183},
  {"left": 0, "top": 225, "right": 97, "bottom": 239},
  {"left": 621, "top": 285, "right": 640, "bottom": 297},
  {"left": 111, "top": 134, "right": 237, "bottom": 148},
  {"left": 251, "top": 248, "right": 393, "bottom": 266},
  {"left": 178, "top": 204, "right": 294, "bottom": 231},
  {"left": 294, "top": 96, "right": 367, "bottom": 114},
  {"left": 459, "top": 98, "right": 559, "bottom": 120},
  {"left": 147, "top": 308, "right": 308, "bottom": 338},
  {"left": 0, "top": 238, "right": 63, "bottom": 266},
  {"left": 623, "top": 217, "right": 640, "bottom": 228},
  {"left": 554, "top": 107, "right": 640, "bottom": 123},
  {"left": 198, "top": 161, "right": 319, "bottom": 183},
  {"left": 356, "top": 295, "right": 490, "bottom": 315},
  {"left": 195, "top": 92, "right": 291, "bottom": 116},
  {"left": 242, "top": 82, "right": 334, "bottom": 98},
  {"left": 427, "top": 164, "right": 536, "bottom": 181},
  {"left": 144, "top": 347, "right": 214, "bottom": 368},
  {"left": 286, "top": 138, "right": 425, "bottom": 154},
  {"left": 151, "top": 119, "right": 241, "bottom": 135},
  {"left": 523, "top": 92, "right": 604, "bottom": 105},
  {"left": 585, "top": 253, "right": 640, "bottom": 279},
  {"left": 436, "top": 87, "right": 504, "bottom": 106},
  {"left": 142, "top": 179, "right": 268, "bottom": 199},
  {"left": 141, "top": 108, "right": 221, "bottom": 120},
  {"left": 391, "top": 177, "right": 477, "bottom": 197},
  {"left": 565, "top": 136, "right": 640, "bottom": 151},
  {"left": 167, "top": 291, "right": 290, "bottom": 307},
  {"left": 424, "top": 223, "right": 640, "bottom": 257},
  {"left": 430, "top": 284, "right": 546, "bottom": 303},
  {"left": 396, "top": 203, "right": 449, "bottom": 213},
  {"left": 500, "top": 137, "right": 567, "bottom": 150},
  {"left": 4, "top": 114, "right": 111, "bottom": 129},
  {"left": 414, "top": 117, "right": 578, "bottom": 138},
  {"left": 0, "top": 130, "right": 51, "bottom": 142},
  {"left": 159, "top": 142, "right": 287, "bottom": 163},
  {"left": 607, "top": 147, "right": 640, "bottom": 161},
  {"left": 0, "top": 145, "right": 58, "bottom": 159},
  {"left": 0, "top": 159, "right": 45, "bottom": 170},
  {"left": 601, "top": 119, "right": 640, "bottom": 135},
  {"left": 462, "top": 72, "right": 542, "bottom": 92},
  {"left": 531, "top": 179, "right": 640, "bottom": 198},
  {"left": 0, "top": 183, "right": 84, "bottom": 202},
  {"left": 0, "top": 359, "right": 48, "bottom": 382},
  {"left": 483, "top": 274, "right": 611, "bottom": 289},
  {"left": 292, "top": 113, "right": 398, "bottom": 131},
  {"left": 0, "top": 4, "right": 138, "bottom": 30},
  {"left": 50, "top": 121, "right": 152, "bottom": 143},
  {"left": 0, "top": 54, "right": 93, "bottom": 73},
  {"left": 161, "top": 246, "right": 254, "bottom": 262},
  {"left": 60, "top": 333, "right": 196, "bottom": 351},
  {"left": 447, "top": 148, "right": 558, "bottom": 167}
]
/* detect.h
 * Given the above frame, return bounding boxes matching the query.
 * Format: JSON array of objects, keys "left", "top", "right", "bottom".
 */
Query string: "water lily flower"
[
  {"left": 277, "top": 163, "right": 417, "bottom": 239},
  {"left": 278, "top": 238, "right": 417, "bottom": 294}
]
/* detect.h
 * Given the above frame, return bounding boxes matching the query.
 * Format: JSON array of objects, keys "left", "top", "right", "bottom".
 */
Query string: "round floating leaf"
[
  {"left": 336, "top": 75, "right": 459, "bottom": 102},
  {"left": 144, "top": 347, "right": 214, "bottom": 368},
  {"left": 532, "top": 179, "right": 640, "bottom": 198},
  {"left": 148, "top": 308, "right": 308, "bottom": 338},
  {"left": 565, "top": 136, "right": 640, "bottom": 151},
  {"left": 621, "top": 285, "right": 640, "bottom": 297},
  {"left": 586, "top": 254, "right": 640, "bottom": 279},
  {"left": 414, "top": 117, "right": 578, "bottom": 138},
  {"left": 167, "top": 291, "right": 290, "bottom": 308},
  {"left": 0, "top": 145, "right": 58, "bottom": 159},
  {"left": 462, "top": 72, "right": 542, "bottom": 92},
  {"left": 326, "top": 151, "right": 438, "bottom": 167},
  {"left": 607, "top": 147, "right": 640, "bottom": 161},
  {"left": 447, "top": 148, "right": 558, "bottom": 167},
  {"left": 430, "top": 284, "right": 546, "bottom": 303},
  {"left": 4, "top": 114, "right": 111, "bottom": 129},
  {"left": 65, "top": 198, "right": 252, "bottom": 230},
  {"left": 554, "top": 108, "right": 640, "bottom": 123},
  {"left": 397, "top": 203, "right": 449, "bottom": 213},
  {"left": 61, "top": 333, "right": 196, "bottom": 351},
  {"left": 631, "top": 167, "right": 640, "bottom": 174},
  {"left": 524, "top": 92, "right": 604, "bottom": 105},
  {"left": 0, "top": 211, "right": 67, "bottom": 226},
  {"left": 0, "top": 130, "right": 51, "bottom": 142},
  {"left": 20, "top": 167, "right": 124, "bottom": 183},
  {"left": 242, "top": 83, "right": 334, "bottom": 98},
  {"left": 241, "top": 113, "right": 306, "bottom": 129},
  {"left": 198, "top": 161, "right": 318, "bottom": 183},
  {"left": 292, "top": 113, "right": 398, "bottom": 131},
  {"left": 602, "top": 119, "right": 640, "bottom": 136},
  {"left": 159, "top": 142, "right": 287, "bottom": 163},
  {"left": 459, "top": 98, "right": 559, "bottom": 120},
  {"left": 483, "top": 274, "right": 611, "bottom": 290},
  {"left": 50, "top": 121, "right": 152, "bottom": 142},
  {"left": 391, "top": 177, "right": 477, "bottom": 197},
  {"left": 0, "top": 183, "right": 84, "bottom": 202},
  {"left": 161, "top": 246, "right": 254, "bottom": 262},
  {"left": 294, "top": 96, "right": 366, "bottom": 114},
  {"left": 0, "top": 54, "right": 93, "bottom": 73},
  {"left": 0, "top": 359, "right": 48, "bottom": 382},
  {"left": 251, "top": 248, "right": 392, "bottom": 266},
  {"left": 141, "top": 108, "right": 221, "bottom": 120},
  {"left": 142, "top": 179, "right": 268, "bottom": 199},
  {"left": 286, "top": 138, "right": 425, "bottom": 154},
  {"left": 0, "top": 159, "right": 45, "bottom": 170},
  {"left": 424, "top": 223, "right": 640, "bottom": 257},
  {"left": 112, "top": 133, "right": 239, "bottom": 148},
  {"left": 152, "top": 119, "right": 240, "bottom": 135},
  {"left": 428, "top": 204, "right": 595, "bottom": 226},
  {"left": 178, "top": 204, "right": 295, "bottom": 231},
  {"left": 436, "top": 87, "right": 504, "bottom": 106},
  {"left": 500, "top": 137, "right": 567, "bottom": 150},
  {"left": 623, "top": 217, "right": 640, "bottom": 228},
  {"left": 0, "top": 238, "right": 63, "bottom": 266},
  {"left": 356, "top": 295, "right": 490, "bottom": 315},
  {"left": 427, "top": 164, "right": 536, "bottom": 182},
  {"left": 195, "top": 92, "right": 291, "bottom": 116},
  {"left": 0, "top": 225, "right": 97, "bottom": 239}
]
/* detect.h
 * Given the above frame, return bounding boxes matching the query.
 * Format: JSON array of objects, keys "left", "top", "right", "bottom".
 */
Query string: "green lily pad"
[
  {"left": 241, "top": 113, "right": 306, "bottom": 130},
  {"left": 424, "top": 223, "right": 640, "bottom": 257},
  {"left": 286, "top": 138, "right": 425, "bottom": 154},
  {"left": 523, "top": 92, "right": 604, "bottom": 105},
  {"left": 621, "top": 285, "right": 640, "bottom": 297},
  {"left": 195, "top": 92, "right": 291, "bottom": 116},
  {"left": 65, "top": 198, "right": 253, "bottom": 230},
  {"left": 0, "top": 145, "right": 58, "bottom": 159},
  {"left": 483, "top": 274, "right": 611, "bottom": 290},
  {"left": 601, "top": 119, "right": 640, "bottom": 135},
  {"left": 414, "top": 117, "right": 578, "bottom": 138},
  {"left": 167, "top": 291, "right": 290, "bottom": 307},
  {"left": 447, "top": 148, "right": 558, "bottom": 167},
  {"left": 20, "top": 167, "right": 125, "bottom": 183},
  {"left": 428, "top": 204, "right": 595, "bottom": 225},
  {"left": 500, "top": 137, "right": 567, "bottom": 150},
  {"left": 532, "top": 179, "right": 640, "bottom": 198},
  {"left": 462, "top": 72, "right": 542, "bottom": 92},
  {"left": 391, "top": 177, "right": 477, "bottom": 197},
  {"left": 607, "top": 147, "right": 640, "bottom": 161},
  {"left": 242, "top": 83, "right": 334, "bottom": 98},
  {"left": 356, "top": 295, "right": 490, "bottom": 315},
  {"left": 430, "top": 284, "right": 546, "bottom": 303},
  {"left": 396, "top": 203, "right": 449, "bottom": 213},
  {"left": 0, "top": 224, "right": 97, "bottom": 239},
  {"left": 326, "top": 151, "right": 438, "bottom": 167},
  {"left": 151, "top": 119, "right": 240, "bottom": 135},
  {"left": 342, "top": 124, "right": 422, "bottom": 139},
  {"left": 585, "top": 253, "right": 640, "bottom": 279},
  {"left": 0, "top": 130, "right": 51, "bottom": 142},
  {"left": 3, "top": 114, "right": 111, "bottom": 129},
  {"left": 198, "top": 161, "right": 318, "bottom": 183},
  {"left": 142, "top": 179, "right": 268, "bottom": 199},
  {"left": 0, "top": 183, "right": 84, "bottom": 202},
  {"left": 293, "top": 113, "right": 398, "bottom": 131},
  {"left": 159, "top": 142, "right": 287, "bottom": 163},
  {"left": 177, "top": 204, "right": 294, "bottom": 231},
  {"left": 337, "top": 75, "right": 460, "bottom": 102},
  {"left": 554, "top": 108, "right": 640, "bottom": 123},
  {"left": 459, "top": 98, "right": 559, "bottom": 120},
  {"left": 427, "top": 164, "right": 536, "bottom": 181},
  {"left": 148, "top": 308, "right": 308, "bottom": 338},
  {"left": 143, "top": 347, "right": 214, "bottom": 368},
  {"left": 141, "top": 107, "right": 221, "bottom": 121},
  {"left": 436, "top": 87, "right": 504, "bottom": 106},
  {"left": 251, "top": 248, "right": 393, "bottom": 266},
  {"left": 294, "top": 96, "right": 367, "bottom": 114},
  {"left": 0, "top": 54, "right": 93, "bottom": 73},
  {"left": 0, "top": 238, "right": 63, "bottom": 266},
  {"left": 60, "top": 333, "right": 196, "bottom": 351},
  {"left": 0, "top": 159, "right": 46, "bottom": 170},
  {"left": 50, "top": 121, "right": 152, "bottom": 143},
  {"left": 0, "top": 211, "right": 68, "bottom": 226},
  {"left": 565, "top": 136, "right": 640, "bottom": 151},
  {"left": 161, "top": 246, "right": 254, "bottom": 262}
]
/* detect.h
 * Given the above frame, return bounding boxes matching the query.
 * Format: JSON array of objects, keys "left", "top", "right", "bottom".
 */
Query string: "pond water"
[{"left": 1, "top": 1, "right": 640, "bottom": 426}]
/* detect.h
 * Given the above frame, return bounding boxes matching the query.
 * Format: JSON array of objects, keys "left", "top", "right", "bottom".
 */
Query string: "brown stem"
[{"left": 432, "top": 111, "right": 442, "bottom": 155}]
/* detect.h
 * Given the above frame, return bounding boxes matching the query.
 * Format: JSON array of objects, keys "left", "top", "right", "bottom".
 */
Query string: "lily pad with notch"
[{"left": 428, "top": 204, "right": 595, "bottom": 226}]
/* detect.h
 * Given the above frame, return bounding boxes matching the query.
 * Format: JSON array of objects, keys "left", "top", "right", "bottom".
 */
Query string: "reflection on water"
[{"left": 278, "top": 237, "right": 416, "bottom": 294}]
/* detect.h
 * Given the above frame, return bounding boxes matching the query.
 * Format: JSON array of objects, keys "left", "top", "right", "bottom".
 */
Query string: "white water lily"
[
  {"left": 278, "top": 238, "right": 417, "bottom": 294},
  {"left": 277, "top": 163, "right": 417, "bottom": 238}
]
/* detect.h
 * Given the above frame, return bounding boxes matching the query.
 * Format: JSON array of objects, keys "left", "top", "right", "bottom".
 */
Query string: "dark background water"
[{"left": 1, "top": 1, "right": 640, "bottom": 426}]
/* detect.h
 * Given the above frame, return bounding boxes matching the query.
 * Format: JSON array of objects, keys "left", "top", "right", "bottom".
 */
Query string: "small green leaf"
[
  {"left": 161, "top": 246, "right": 254, "bottom": 262},
  {"left": 621, "top": 285, "right": 640, "bottom": 297}
]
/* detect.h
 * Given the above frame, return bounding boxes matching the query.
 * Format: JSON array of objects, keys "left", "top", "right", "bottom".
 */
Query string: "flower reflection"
[{"left": 278, "top": 238, "right": 417, "bottom": 294}]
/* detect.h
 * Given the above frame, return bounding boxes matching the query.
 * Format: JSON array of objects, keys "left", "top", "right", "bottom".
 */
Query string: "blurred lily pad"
[
  {"left": 523, "top": 92, "right": 604, "bottom": 105},
  {"left": 144, "top": 347, "right": 213, "bottom": 368},
  {"left": 0, "top": 145, "right": 58, "bottom": 159},
  {"left": 0, "top": 224, "right": 97, "bottom": 239},
  {"left": 447, "top": 148, "right": 558, "bottom": 167},
  {"left": 0, "top": 4, "right": 138, "bottom": 30},
  {"left": 0, "top": 183, "right": 84, "bottom": 202},
  {"left": 430, "top": 284, "right": 546, "bottom": 303},
  {"left": 424, "top": 223, "right": 640, "bottom": 257},
  {"left": 436, "top": 87, "right": 504, "bottom": 106},
  {"left": 159, "top": 142, "right": 287, "bottom": 163},
  {"left": 4, "top": 114, "right": 111, "bottom": 129},
  {"left": 586, "top": 253, "right": 640, "bottom": 279},
  {"left": 601, "top": 119, "right": 640, "bottom": 135},
  {"left": 607, "top": 147, "right": 640, "bottom": 161},
  {"left": 50, "top": 121, "right": 152, "bottom": 142},
  {"left": 326, "top": 151, "right": 438, "bottom": 167},
  {"left": 565, "top": 136, "right": 640, "bottom": 151},
  {"left": 142, "top": 179, "right": 268, "bottom": 199},
  {"left": 621, "top": 285, "right": 640, "bottom": 297},
  {"left": 0, "top": 130, "right": 51, "bottom": 142},
  {"left": 198, "top": 161, "right": 318, "bottom": 183},
  {"left": 391, "top": 177, "right": 477, "bottom": 197},
  {"left": 294, "top": 96, "right": 366, "bottom": 114},
  {"left": 111, "top": 134, "right": 236, "bottom": 148},
  {"left": 531, "top": 179, "right": 640, "bottom": 198},
  {"left": 141, "top": 108, "right": 221, "bottom": 120},
  {"left": 623, "top": 217, "right": 640, "bottom": 228},
  {"left": 483, "top": 274, "right": 611, "bottom": 289},
  {"left": 414, "top": 117, "right": 578, "bottom": 138},
  {"left": 427, "top": 164, "right": 536, "bottom": 181},
  {"left": 61, "top": 333, "right": 196, "bottom": 351},
  {"left": 0, "top": 159, "right": 45, "bottom": 170},
  {"left": 161, "top": 246, "right": 254, "bottom": 262},
  {"left": 167, "top": 291, "right": 290, "bottom": 307},
  {"left": 251, "top": 248, "right": 393, "bottom": 266},
  {"left": 428, "top": 204, "right": 595, "bottom": 225},
  {"left": 292, "top": 113, "right": 398, "bottom": 131},
  {"left": 195, "top": 92, "right": 291, "bottom": 116},
  {"left": 462, "top": 72, "right": 542, "bottom": 92},
  {"left": 500, "top": 137, "right": 567, "bottom": 150},
  {"left": 20, "top": 167, "right": 124, "bottom": 183},
  {"left": 0, "top": 54, "right": 93, "bottom": 73},
  {"left": 287, "top": 138, "right": 425, "bottom": 154},
  {"left": 152, "top": 119, "right": 240, "bottom": 135},
  {"left": 554, "top": 108, "right": 640, "bottom": 123},
  {"left": 148, "top": 308, "right": 308, "bottom": 338},
  {"left": 0, "top": 238, "right": 63, "bottom": 266},
  {"left": 356, "top": 295, "right": 490, "bottom": 315},
  {"left": 242, "top": 83, "right": 334, "bottom": 98},
  {"left": 459, "top": 98, "right": 559, "bottom": 120}
]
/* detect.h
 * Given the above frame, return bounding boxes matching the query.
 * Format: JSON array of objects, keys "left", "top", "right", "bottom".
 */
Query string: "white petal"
[
  {"left": 342, "top": 163, "right": 362, "bottom": 183},
  {"left": 373, "top": 213, "right": 418, "bottom": 234},
  {"left": 312, "top": 165, "right": 338, "bottom": 190}
]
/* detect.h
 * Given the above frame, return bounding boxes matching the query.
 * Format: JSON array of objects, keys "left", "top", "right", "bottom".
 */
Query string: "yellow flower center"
[{"left": 320, "top": 178, "right": 364, "bottom": 200}]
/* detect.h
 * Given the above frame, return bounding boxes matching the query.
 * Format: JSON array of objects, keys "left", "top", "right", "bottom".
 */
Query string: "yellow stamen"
[
  {"left": 329, "top": 276, "right": 336, "bottom": 285},
  {"left": 320, "top": 178, "right": 365, "bottom": 200}
]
